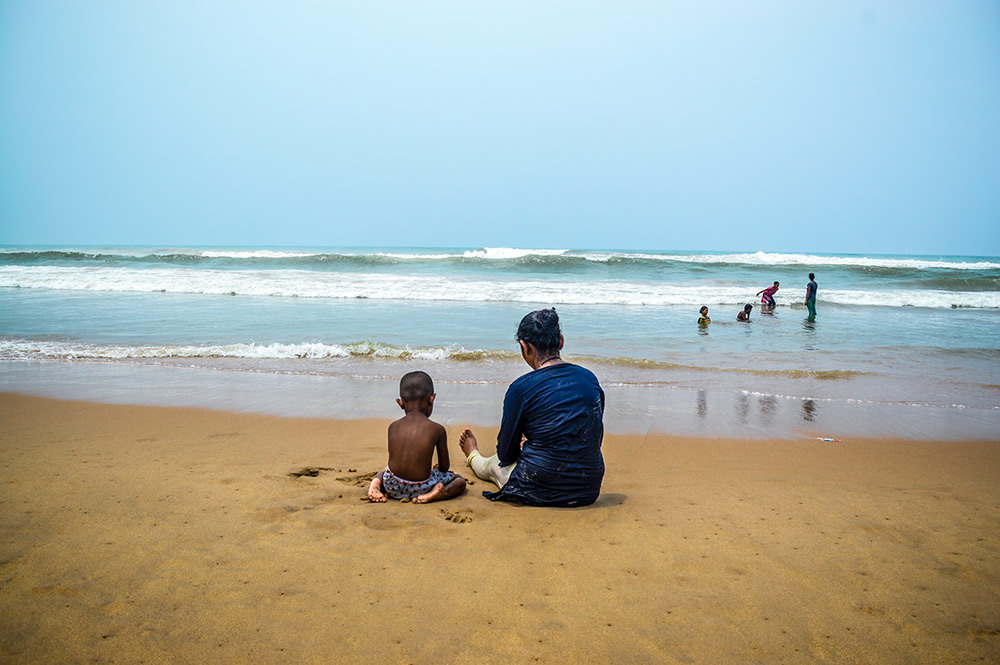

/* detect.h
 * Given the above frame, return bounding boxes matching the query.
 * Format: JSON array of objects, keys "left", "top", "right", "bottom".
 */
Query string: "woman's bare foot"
[
  {"left": 459, "top": 428, "right": 479, "bottom": 458},
  {"left": 367, "top": 477, "right": 387, "bottom": 503},
  {"left": 414, "top": 482, "right": 446, "bottom": 503}
]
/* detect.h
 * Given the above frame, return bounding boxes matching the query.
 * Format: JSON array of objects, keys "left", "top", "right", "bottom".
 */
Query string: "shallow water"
[{"left": 2, "top": 246, "right": 998, "bottom": 439}]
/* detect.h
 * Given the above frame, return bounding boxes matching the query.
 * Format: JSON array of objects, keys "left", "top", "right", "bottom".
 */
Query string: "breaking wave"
[
  {"left": 2, "top": 247, "right": 997, "bottom": 271},
  {"left": 2, "top": 265, "right": 998, "bottom": 308}
]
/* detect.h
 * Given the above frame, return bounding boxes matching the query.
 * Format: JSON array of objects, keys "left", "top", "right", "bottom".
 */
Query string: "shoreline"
[
  {"left": 3, "top": 360, "right": 999, "bottom": 441},
  {"left": 3, "top": 390, "right": 999, "bottom": 445},
  {"left": 2, "top": 393, "right": 999, "bottom": 663}
]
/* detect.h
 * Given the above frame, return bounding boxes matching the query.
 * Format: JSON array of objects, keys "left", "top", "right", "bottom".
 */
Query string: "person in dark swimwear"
[
  {"left": 756, "top": 281, "right": 779, "bottom": 307},
  {"left": 805, "top": 273, "right": 818, "bottom": 319},
  {"left": 458, "top": 308, "right": 605, "bottom": 507},
  {"left": 737, "top": 303, "right": 753, "bottom": 321}
]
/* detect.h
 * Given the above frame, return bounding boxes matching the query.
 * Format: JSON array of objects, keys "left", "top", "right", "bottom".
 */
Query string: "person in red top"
[{"left": 756, "top": 281, "right": 780, "bottom": 307}]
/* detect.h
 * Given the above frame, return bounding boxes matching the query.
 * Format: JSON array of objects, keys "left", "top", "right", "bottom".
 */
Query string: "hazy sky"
[{"left": 1, "top": 1, "right": 998, "bottom": 255}]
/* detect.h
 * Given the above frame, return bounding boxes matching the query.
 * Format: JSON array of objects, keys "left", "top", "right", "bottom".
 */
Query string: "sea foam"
[{"left": 2, "top": 265, "right": 997, "bottom": 308}]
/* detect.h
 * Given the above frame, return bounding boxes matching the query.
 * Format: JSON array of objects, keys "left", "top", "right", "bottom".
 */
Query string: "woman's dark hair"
[{"left": 516, "top": 308, "right": 561, "bottom": 352}]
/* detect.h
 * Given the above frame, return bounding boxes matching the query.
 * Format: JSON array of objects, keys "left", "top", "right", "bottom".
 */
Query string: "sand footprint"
[
  {"left": 440, "top": 509, "right": 473, "bottom": 523},
  {"left": 336, "top": 470, "right": 377, "bottom": 487},
  {"left": 287, "top": 466, "right": 334, "bottom": 478}
]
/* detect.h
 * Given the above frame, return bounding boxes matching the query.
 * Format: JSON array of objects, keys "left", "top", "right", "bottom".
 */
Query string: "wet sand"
[
  {"left": 1, "top": 392, "right": 998, "bottom": 664},
  {"left": 5, "top": 359, "right": 1000, "bottom": 441}
]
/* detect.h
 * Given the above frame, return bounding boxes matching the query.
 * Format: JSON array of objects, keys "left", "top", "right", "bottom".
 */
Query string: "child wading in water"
[
  {"left": 367, "top": 371, "right": 466, "bottom": 504},
  {"left": 756, "top": 281, "right": 779, "bottom": 307}
]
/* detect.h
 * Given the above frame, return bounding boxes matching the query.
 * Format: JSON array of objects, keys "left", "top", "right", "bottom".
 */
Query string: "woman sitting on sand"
[{"left": 459, "top": 308, "right": 605, "bottom": 507}]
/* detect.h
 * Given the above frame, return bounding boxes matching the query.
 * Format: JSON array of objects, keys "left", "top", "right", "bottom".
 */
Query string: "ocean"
[{"left": 1, "top": 246, "right": 998, "bottom": 440}]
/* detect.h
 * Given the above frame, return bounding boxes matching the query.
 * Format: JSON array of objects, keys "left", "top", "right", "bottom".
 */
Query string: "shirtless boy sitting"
[{"left": 367, "top": 371, "right": 466, "bottom": 504}]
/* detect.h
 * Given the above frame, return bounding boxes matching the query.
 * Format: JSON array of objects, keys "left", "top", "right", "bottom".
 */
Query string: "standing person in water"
[
  {"left": 698, "top": 306, "right": 711, "bottom": 325},
  {"left": 756, "top": 281, "right": 780, "bottom": 308},
  {"left": 805, "top": 273, "right": 818, "bottom": 319},
  {"left": 737, "top": 304, "right": 753, "bottom": 321},
  {"left": 459, "top": 308, "right": 605, "bottom": 507}
]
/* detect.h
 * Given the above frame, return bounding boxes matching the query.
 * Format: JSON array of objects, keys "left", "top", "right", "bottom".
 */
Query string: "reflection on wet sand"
[
  {"left": 802, "top": 398, "right": 817, "bottom": 422},
  {"left": 759, "top": 394, "right": 777, "bottom": 418},
  {"left": 736, "top": 392, "right": 750, "bottom": 424},
  {"left": 697, "top": 390, "right": 707, "bottom": 418}
]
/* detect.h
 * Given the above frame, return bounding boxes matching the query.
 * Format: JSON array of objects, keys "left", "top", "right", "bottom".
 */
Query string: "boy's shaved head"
[{"left": 399, "top": 371, "right": 434, "bottom": 402}]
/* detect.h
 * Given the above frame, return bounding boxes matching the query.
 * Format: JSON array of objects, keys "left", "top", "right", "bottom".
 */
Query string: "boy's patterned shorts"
[{"left": 382, "top": 467, "right": 458, "bottom": 500}]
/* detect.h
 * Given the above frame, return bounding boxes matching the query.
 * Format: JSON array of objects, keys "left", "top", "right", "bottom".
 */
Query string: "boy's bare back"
[
  {"left": 367, "top": 370, "right": 466, "bottom": 503},
  {"left": 386, "top": 412, "right": 448, "bottom": 481}
]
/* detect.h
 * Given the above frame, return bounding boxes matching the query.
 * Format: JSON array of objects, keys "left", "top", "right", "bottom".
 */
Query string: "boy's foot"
[
  {"left": 367, "top": 479, "right": 387, "bottom": 503},
  {"left": 414, "top": 482, "right": 446, "bottom": 504},
  {"left": 459, "top": 429, "right": 479, "bottom": 458}
]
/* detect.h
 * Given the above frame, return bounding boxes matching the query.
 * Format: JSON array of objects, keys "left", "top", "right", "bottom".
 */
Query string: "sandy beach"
[{"left": 1, "top": 392, "right": 998, "bottom": 664}]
